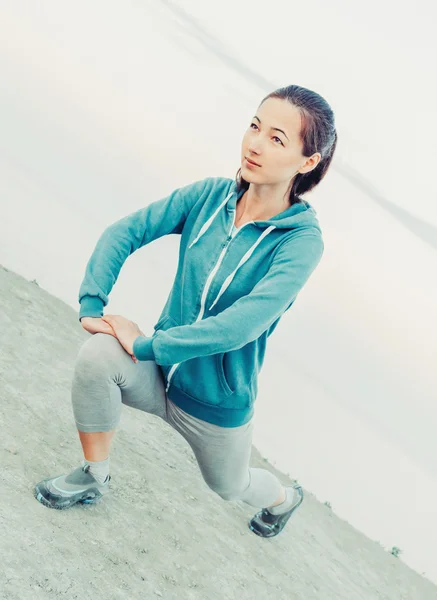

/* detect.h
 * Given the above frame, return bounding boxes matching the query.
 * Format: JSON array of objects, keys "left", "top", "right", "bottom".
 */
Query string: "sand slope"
[{"left": 0, "top": 264, "right": 435, "bottom": 600}]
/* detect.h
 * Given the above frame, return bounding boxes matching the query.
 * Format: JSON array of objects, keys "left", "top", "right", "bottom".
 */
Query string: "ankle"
[
  {"left": 83, "top": 456, "right": 110, "bottom": 485},
  {"left": 270, "top": 486, "right": 287, "bottom": 507},
  {"left": 267, "top": 486, "right": 296, "bottom": 515}
]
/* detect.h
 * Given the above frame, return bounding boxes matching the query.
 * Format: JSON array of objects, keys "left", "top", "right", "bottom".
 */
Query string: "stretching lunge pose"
[{"left": 34, "top": 84, "right": 337, "bottom": 538}]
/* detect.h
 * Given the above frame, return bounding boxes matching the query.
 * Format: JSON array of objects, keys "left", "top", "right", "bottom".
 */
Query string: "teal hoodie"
[{"left": 78, "top": 176, "right": 324, "bottom": 427}]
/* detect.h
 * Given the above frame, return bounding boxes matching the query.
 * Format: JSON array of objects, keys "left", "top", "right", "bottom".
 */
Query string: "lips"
[{"left": 245, "top": 157, "right": 261, "bottom": 167}]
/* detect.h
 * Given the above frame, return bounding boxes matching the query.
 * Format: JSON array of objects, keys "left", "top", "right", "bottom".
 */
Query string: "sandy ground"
[{"left": 0, "top": 263, "right": 436, "bottom": 600}]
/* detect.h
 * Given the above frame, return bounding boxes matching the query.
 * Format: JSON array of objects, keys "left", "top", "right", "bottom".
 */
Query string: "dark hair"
[{"left": 235, "top": 84, "right": 338, "bottom": 204}]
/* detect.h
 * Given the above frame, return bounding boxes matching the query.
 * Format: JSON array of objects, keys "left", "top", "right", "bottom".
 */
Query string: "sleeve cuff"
[
  {"left": 79, "top": 296, "right": 105, "bottom": 321},
  {"left": 133, "top": 336, "right": 156, "bottom": 361}
]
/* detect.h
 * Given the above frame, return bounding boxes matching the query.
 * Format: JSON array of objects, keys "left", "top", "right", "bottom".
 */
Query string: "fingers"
[{"left": 102, "top": 315, "right": 144, "bottom": 336}]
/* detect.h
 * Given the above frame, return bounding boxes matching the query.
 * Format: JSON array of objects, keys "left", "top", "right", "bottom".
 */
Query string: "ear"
[{"left": 299, "top": 152, "right": 322, "bottom": 175}]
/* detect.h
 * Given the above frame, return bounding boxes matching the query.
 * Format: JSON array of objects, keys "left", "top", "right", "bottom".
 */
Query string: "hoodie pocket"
[
  {"left": 171, "top": 352, "right": 235, "bottom": 406},
  {"left": 153, "top": 314, "right": 172, "bottom": 332},
  {"left": 216, "top": 352, "right": 234, "bottom": 396}
]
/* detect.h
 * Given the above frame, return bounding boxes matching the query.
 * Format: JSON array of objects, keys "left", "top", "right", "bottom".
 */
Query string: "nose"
[{"left": 248, "top": 142, "right": 262, "bottom": 156}]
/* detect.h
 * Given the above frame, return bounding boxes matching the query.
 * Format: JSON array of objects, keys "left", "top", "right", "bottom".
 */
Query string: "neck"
[{"left": 239, "top": 181, "right": 294, "bottom": 221}]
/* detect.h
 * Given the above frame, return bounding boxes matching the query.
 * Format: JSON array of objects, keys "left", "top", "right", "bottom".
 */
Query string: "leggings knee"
[{"left": 75, "top": 333, "right": 122, "bottom": 376}]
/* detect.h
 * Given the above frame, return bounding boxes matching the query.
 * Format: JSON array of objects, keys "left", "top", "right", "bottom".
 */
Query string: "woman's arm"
[
  {"left": 78, "top": 177, "right": 210, "bottom": 321},
  {"left": 133, "top": 233, "right": 324, "bottom": 365}
]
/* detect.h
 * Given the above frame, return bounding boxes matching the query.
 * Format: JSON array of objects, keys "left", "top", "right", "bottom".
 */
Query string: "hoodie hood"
[
  {"left": 226, "top": 179, "right": 322, "bottom": 231},
  {"left": 188, "top": 178, "right": 321, "bottom": 249}
]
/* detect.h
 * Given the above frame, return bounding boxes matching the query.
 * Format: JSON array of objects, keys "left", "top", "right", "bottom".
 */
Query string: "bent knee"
[{"left": 75, "top": 332, "right": 124, "bottom": 372}]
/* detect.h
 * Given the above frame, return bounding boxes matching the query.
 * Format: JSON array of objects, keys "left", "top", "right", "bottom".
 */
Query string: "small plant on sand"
[
  {"left": 324, "top": 501, "right": 332, "bottom": 509},
  {"left": 390, "top": 546, "right": 402, "bottom": 558}
]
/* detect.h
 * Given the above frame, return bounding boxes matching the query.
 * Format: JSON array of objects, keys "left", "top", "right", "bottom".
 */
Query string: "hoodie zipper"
[{"left": 165, "top": 210, "right": 251, "bottom": 393}]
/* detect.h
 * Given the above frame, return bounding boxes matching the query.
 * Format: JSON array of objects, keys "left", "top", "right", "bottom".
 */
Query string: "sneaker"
[
  {"left": 34, "top": 464, "right": 111, "bottom": 510},
  {"left": 248, "top": 483, "right": 304, "bottom": 538}
]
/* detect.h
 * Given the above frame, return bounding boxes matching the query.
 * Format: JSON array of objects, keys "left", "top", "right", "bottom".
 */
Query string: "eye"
[{"left": 250, "top": 123, "right": 283, "bottom": 145}]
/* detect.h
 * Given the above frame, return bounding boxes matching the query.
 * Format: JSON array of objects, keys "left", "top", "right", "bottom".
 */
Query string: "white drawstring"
[
  {"left": 208, "top": 226, "right": 276, "bottom": 311},
  {"left": 188, "top": 191, "right": 235, "bottom": 249}
]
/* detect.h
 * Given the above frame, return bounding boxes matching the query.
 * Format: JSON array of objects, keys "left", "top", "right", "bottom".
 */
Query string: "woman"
[{"left": 34, "top": 84, "right": 337, "bottom": 538}]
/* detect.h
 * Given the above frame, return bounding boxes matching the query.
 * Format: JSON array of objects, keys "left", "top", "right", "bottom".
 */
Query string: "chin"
[
  {"left": 241, "top": 162, "right": 256, "bottom": 177},
  {"left": 241, "top": 165, "right": 262, "bottom": 182},
  {"left": 240, "top": 169, "right": 254, "bottom": 182}
]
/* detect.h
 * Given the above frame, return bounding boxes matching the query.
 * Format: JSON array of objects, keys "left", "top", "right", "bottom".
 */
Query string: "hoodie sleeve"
[
  {"left": 78, "top": 177, "right": 210, "bottom": 321},
  {"left": 133, "top": 233, "right": 324, "bottom": 364}
]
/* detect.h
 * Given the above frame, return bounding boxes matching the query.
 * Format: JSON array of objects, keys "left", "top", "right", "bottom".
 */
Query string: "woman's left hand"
[{"left": 101, "top": 314, "right": 145, "bottom": 363}]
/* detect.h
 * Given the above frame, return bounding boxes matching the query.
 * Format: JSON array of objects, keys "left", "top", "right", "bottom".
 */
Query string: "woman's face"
[{"left": 240, "top": 97, "right": 320, "bottom": 186}]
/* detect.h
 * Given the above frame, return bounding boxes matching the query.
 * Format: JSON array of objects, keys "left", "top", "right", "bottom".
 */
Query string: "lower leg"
[
  {"left": 78, "top": 429, "right": 115, "bottom": 461},
  {"left": 237, "top": 467, "right": 285, "bottom": 508},
  {"left": 77, "top": 430, "right": 114, "bottom": 484},
  {"left": 238, "top": 468, "right": 297, "bottom": 514},
  {"left": 269, "top": 485, "right": 286, "bottom": 507}
]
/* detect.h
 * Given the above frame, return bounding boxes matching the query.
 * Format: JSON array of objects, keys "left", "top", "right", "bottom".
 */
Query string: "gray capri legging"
[{"left": 71, "top": 332, "right": 283, "bottom": 508}]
